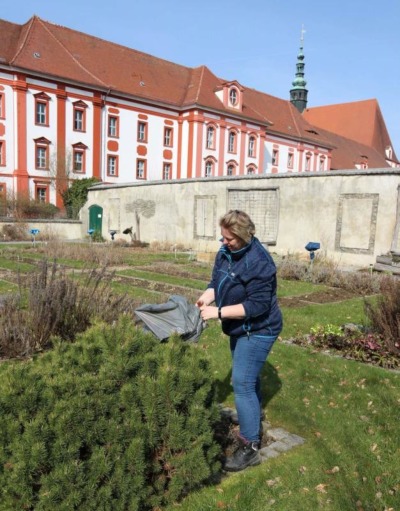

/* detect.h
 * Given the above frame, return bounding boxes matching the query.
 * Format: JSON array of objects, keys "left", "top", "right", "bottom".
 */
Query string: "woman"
[{"left": 196, "top": 210, "right": 282, "bottom": 472}]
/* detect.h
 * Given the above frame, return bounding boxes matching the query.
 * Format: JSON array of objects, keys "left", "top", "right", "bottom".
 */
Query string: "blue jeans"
[{"left": 230, "top": 334, "right": 277, "bottom": 443}]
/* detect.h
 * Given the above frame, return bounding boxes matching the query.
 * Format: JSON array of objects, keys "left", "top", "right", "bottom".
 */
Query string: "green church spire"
[{"left": 290, "top": 25, "right": 308, "bottom": 113}]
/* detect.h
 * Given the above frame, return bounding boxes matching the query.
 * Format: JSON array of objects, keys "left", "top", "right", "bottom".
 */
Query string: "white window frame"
[
  {"left": 163, "top": 162, "right": 171, "bottom": 180},
  {"left": 36, "top": 102, "right": 46, "bottom": 125},
  {"left": 248, "top": 136, "right": 256, "bottom": 157},
  {"left": 107, "top": 155, "right": 117, "bottom": 176},
  {"left": 138, "top": 122, "right": 148, "bottom": 142},
  {"left": 229, "top": 88, "right": 238, "bottom": 106},
  {"left": 108, "top": 116, "right": 118, "bottom": 137},
  {"left": 206, "top": 126, "right": 215, "bottom": 149},
  {"left": 205, "top": 160, "right": 213, "bottom": 177},
  {"left": 164, "top": 127, "right": 172, "bottom": 147}
]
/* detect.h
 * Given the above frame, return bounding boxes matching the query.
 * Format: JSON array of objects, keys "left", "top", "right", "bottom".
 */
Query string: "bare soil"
[{"left": 279, "top": 287, "right": 359, "bottom": 308}]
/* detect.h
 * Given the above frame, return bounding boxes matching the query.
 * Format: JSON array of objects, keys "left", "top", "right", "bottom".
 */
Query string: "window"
[
  {"left": 228, "top": 131, "right": 237, "bottom": 153},
  {"left": 36, "top": 187, "right": 47, "bottom": 202},
  {"left": 36, "top": 102, "right": 46, "bottom": 125},
  {"left": 136, "top": 159, "right": 147, "bottom": 179},
  {"left": 206, "top": 126, "right": 215, "bottom": 149},
  {"left": 0, "top": 140, "right": 5, "bottom": 166},
  {"left": 247, "top": 166, "right": 256, "bottom": 175},
  {"left": 34, "top": 93, "right": 50, "bottom": 126},
  {"left": 163, "top": 162, "right": 171, "bottom": 180},
  {"left": 108, "top": 116, "right": 119, "bottom": 137},
  {"left": 34, "top": 138, "right": 50, "bottom": 170},
  {"left": 73, "top": 102, "right": 87, "bottom": 132},
  {"left": 205, "top": 160, "right": 213, "bottom": 177},
  {"left": 248, "top": 136, "right": 256, "bottom": 157},
  {"left": 0, "top": 93, "right": 4, "bottom": 119},
  {"left": 72, "top": 143, "right": 87, "bottom": 173},
  {"left": 74, "top": 110, "right": 84, "bottom": 131},
  {"left": 272, "top": 149, "right": 279, "bottom": 166},
  {"left": 287, "top": 152, "right": 294, "bottom": 169},
  {"left": 319, "top": 156, "right": 325, "bottom": 171},
  {"left": 305, "top": 153, "right": 311, "bottom": 171},
  {"left": 137, "top": 122, "right": 148, "bottom": 142},
  {"left": 164, "top": 127, "right": 173, "bottom": 147},
  {"left": 74, "top": 151, "right": 83, "bottom": 172},
  {"left": 227, "top": 164, "right": 235, "bottom": 176},
  {"left": 107, "top": 155, "right": 118, "bottom": 176},
  {"left": 229, "top": 88, "right": 238, "bottom": 106},
  {"left": 37, "top": 147, "right": 46, "bottom": 168},
  {"left": 0, "top": 182, "right": 5, "bottom": 214}
]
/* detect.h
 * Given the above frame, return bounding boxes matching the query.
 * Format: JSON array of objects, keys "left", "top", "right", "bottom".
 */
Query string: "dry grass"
[
  {"left": 277, "top": 253, "right": 383, "bottom": 295},
  {"left": 0, "top": 260, "right": 138, "bottom": 359},
  {"left": 39, "top": 239, "right": 127, "bottom": 266}
]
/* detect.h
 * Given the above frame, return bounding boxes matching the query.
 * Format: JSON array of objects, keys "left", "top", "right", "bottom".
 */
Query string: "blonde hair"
[{"left": 219, "top": 210, "right": 255, "bottom": 244}]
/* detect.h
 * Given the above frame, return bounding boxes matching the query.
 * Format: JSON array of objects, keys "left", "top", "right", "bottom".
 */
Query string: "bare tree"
[
  {"left": 48, "top": 147, "right": 76, "bottom": 198},
  {"left": 125, "top": 199, "right": 156, "bottom": 242}
]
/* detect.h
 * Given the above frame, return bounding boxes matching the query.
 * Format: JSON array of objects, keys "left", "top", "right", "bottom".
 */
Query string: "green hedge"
[{"left": 0, "top": 317, "right": 221, "bottom": 510}]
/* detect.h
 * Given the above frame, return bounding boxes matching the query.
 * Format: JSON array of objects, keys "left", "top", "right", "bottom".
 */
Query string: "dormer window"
[
  {"left": 229, "top": 88, "right": 238, "bottom": 106},
  {"left": 215, "top": 81, "right": 244, "bottom": 111}
]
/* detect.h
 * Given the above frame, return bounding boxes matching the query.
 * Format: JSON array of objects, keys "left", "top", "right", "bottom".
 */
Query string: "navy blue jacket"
[{"left": 208, "top": 237, "right": 283, "bottom": 338}]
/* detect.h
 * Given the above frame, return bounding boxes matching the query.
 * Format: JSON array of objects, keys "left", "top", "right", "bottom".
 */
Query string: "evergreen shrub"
[{"left": 0, "top": 317, "right": 221, "bottom": 510}]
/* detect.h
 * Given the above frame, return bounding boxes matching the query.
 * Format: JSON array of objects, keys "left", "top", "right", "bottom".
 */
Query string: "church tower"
[{"left": 290, "top": 27, "right": 308, "bottom": 113}]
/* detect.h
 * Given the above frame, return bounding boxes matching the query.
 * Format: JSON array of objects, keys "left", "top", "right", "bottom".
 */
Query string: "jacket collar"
[{"left": 220, "top": 237, "right": 254, "bottom": 261}]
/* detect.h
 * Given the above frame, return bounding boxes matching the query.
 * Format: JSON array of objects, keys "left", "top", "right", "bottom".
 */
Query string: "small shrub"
[
  {"left": 90, "top": 230, "right": 105, "bottom": 243},
  {"left": 277, "top": 254, "right": 382, "bottom": 295},
  {"left": 18, "top": 199, "right": 60, "bottom": 219},
  {"left": 0, "top": 318, "right": 221, "bottom": 510},
  {"left": 0, "top": 260, "right": 138, "bottom": 359},
  {"left": 1, "top": 223, "right": 30, "bottom": 241},
  {"left": 364, "top": 275, "right": 400, "bottom": 356},
  {"left": 277, "top": 255, "right": 308, "bottom": 281},
  {"left": 290, "top": 323, "right": 399, "bottom": 369}
]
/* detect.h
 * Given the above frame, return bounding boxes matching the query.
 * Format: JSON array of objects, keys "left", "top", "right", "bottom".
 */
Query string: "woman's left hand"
[{"left": 199, "top": 305, "right": 219, "bottom": 321}]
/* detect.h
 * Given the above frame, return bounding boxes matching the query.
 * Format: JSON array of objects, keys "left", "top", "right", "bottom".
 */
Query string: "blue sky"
[{"left": 2, "top": 0, "right": 400, "bottom": 155}]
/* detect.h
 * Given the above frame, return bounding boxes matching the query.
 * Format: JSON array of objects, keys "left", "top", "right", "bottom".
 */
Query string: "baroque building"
[{"left": 0, "top": 16, "right": 398, "bottom": 209}]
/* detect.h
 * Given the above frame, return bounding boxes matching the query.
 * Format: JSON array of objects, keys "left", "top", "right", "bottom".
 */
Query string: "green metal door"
[{"left": 89, "top": 204, "right": 103, "bottom": 234}]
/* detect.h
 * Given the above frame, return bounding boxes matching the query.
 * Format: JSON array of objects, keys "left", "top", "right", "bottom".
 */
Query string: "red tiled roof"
[
  {"left": 303, "top": 100, "right": 398, "bottom": 163},
  {"left": 3, "top": 16, "right": 194, "bottom": 104},
  {"left": 0, "top": 16, "right": 396, "bottom": 169},
  {"left": 0, "top": 19, "right": 27, "bottom": 63},
  {"left": 311, "top": 126, "right": 389, "bottom": 169},
  {"left": 244, "top": 87, "right": 334, "bottom": 146},
  {"left": 1, "top": 16, "right": 330, "bottom": 146}
]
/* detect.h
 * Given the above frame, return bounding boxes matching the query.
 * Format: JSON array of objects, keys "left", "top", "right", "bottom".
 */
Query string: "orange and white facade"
[{"left": 0, "top": 16, "right": 397, "bottom": 209}]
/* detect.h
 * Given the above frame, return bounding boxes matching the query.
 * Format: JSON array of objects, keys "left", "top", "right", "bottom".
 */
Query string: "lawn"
[
  {"left": 0, "top": 243, "right": 398, "bottom": 510},
  {"left": 165, "top": 323, "right": 400, "bottom": 511}
]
